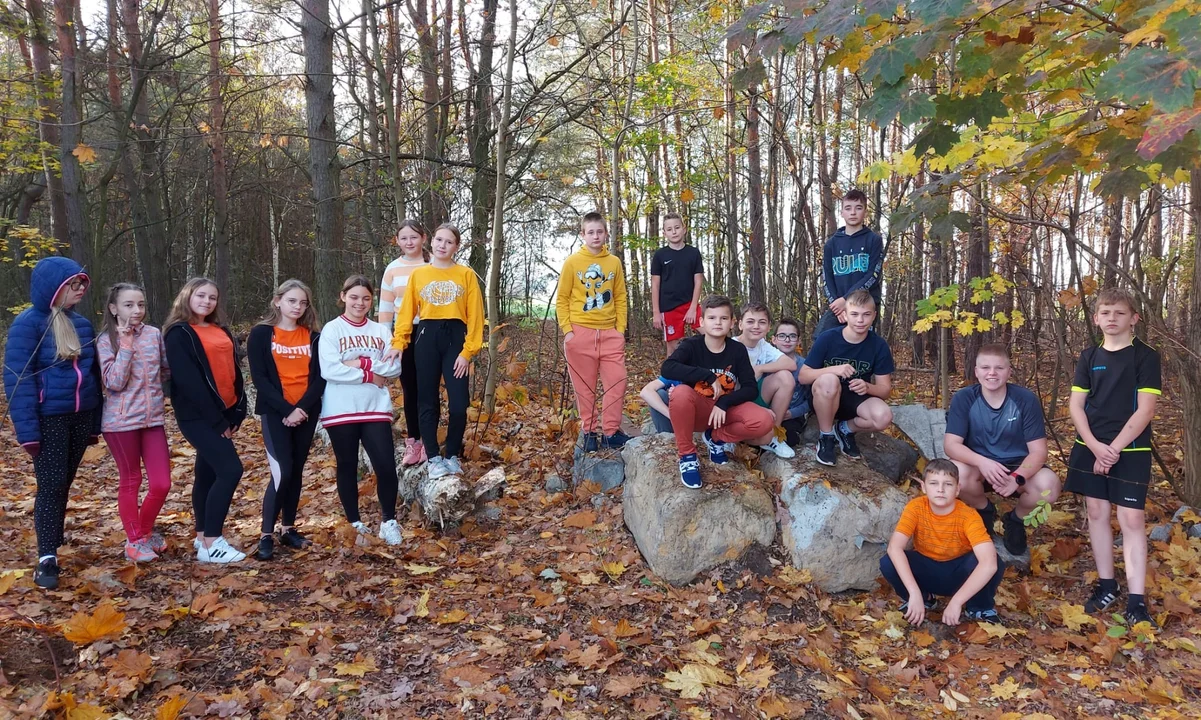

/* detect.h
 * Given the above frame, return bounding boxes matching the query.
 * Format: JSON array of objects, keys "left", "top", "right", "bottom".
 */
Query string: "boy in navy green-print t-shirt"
[{"left": 1066, "top": 288, "right": 1161, "bottom": 629}]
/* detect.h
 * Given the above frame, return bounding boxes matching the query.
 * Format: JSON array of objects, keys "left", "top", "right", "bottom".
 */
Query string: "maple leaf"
[
  {"left": 335, "top": 656, "right": 378, "bottom": 677},
  {"left": 66, "top": 704, "right": 107, "bottom": 720},
  {"left": 604, "top": 674, "right": 650, "bottom": 698},
  {"left": 601, "top": 560, "right": 627, "bottom": 580},
  {"left": 108, "top": 649, "right": 153, "bottom": 680},
  {"left": 416, "top": 589, "right": 430, "bottom": 618},
  {"left": 614, "top": 619, "right": 641, "bottom": 638},
  {"left": 736, "top": 664, "right": 776, "bottom": 689},
  {"left": 155, "top": 695, "right": 188, "bottom": 720},
  {"left": 562, "top": 509, "right": 596, "bottom": 528},
  {"left": 72, "top": 143, "right": 97, "bottom": 163},
  {"left": 990, "top": 677, "right": 1021, "bottom": 700},
  {"left": 680, "top": 187, "right": 696, "bottom": 203},
  {"left": 62, "top": 601, "right": 127, "bottom": 644},
  {"left": 405, "top": 563, "right": 441, "bottom": 575},
  {"left": 565, "top": 644, "right": 604, "bottom": 669},
  {"left": 1057, "top": 603, "right": 1096, "bottom": 632},
  {"left": 0, "top": 571, "right": 17, "bottom": 596},
  {"left": 662, "top": 663, "right": 731, "bottom": 698},
  {"left": 435, "top": 608, "right": 469, "bottom": 624}
]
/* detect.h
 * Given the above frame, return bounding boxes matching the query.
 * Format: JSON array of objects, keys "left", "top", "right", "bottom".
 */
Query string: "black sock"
[
  {"left": 1099, "top": 578, "right": 1119, "bottom": 593},
  {"left": 1127, "top": 593, "right": 1145, "bottom": 609}
]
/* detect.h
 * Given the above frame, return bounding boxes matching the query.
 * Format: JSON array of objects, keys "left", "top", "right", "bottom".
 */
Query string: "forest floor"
[{"left": 2, "top": 323, "right": 1200, "bottom": 719}]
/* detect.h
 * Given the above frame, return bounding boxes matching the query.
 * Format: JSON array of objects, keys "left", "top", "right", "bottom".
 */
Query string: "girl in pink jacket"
[{"left": 97, "top": 283, "right": 171, "bottom": 562}]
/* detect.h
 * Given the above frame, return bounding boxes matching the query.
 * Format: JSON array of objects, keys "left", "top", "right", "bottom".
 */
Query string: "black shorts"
[
  {"left": 835, "top": 388, "right": 869, "bottom": 422},
  {"left": 1064, "top": 442, "right": 1152, "bottom": 510}
]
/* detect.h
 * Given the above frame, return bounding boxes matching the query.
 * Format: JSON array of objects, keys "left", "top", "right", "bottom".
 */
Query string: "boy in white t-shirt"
[{"left": 734, "top": 302, "right": 796, "bottom": 458}]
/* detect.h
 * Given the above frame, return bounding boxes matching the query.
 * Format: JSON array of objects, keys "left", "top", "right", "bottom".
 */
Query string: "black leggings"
[
  {"left": 414, "top": 319, "right": 469, "bottom": 459},
  {"left": 260, "top": 412, "right": 318, "bottom": 534},
  {"left": 32, "top": 411, "right": 94, "bottom": 557},
  {"left": 399, "top": 345, "right": 420, "bottom": 439},
  {"left": 177, "top": 418, "right": 244, "bottom": 538},
  {"left": 326, "top": 421, "right": 398, "bottom": 523}
]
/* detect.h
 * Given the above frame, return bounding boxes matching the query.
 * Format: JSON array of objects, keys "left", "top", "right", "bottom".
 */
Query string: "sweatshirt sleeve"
[
  {"left": 614, "top": 257, "right": 628, "bottom": 334},
  {"left": 822, "top": 237, "right": 838, "bottom": 303},
  {"left": 660, "top": 341, "right": 717, "bottom": 387},
  {"left": 319, "top": 327, "right": 369, "bottom": 384},
  {"left": 847, "top": 231, "right": 884, "bottom": 296},
  {"left": 555, "top": 256, "right": 575, "bottom": 335},
  {"left": 98, "top": 333, "right": 134, "bottom": 393},
  {"left": 377, "top": 264, "right": 396, "bottom": 323},
  {"left": 717, "top": 344, "right": 759, "bottom": 410},
  {"left": 390, "top": 279, "right": 419, "bottom": 351},
  {"left": 370, "top": 324, "right": 403, "bottom": 378},
  {"left": 158, "top": 329, "right": 171, "bottom": 382},
  {"left": 460, "top": 269, "right": 486, "bottom": 359},
  {"left": 247, "top": 325, "right": 295, "bottom": 416},
  {"left": 164, "top": 328, "right": 228, "bottom": 432}
]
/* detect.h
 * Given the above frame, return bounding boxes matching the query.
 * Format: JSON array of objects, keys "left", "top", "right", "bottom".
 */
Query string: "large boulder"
[
  {"left": 621, "top": 434, "right": 776, "bottom": 585},
  {"left": 761, "top": 452, "right": 910, "bottom": 593},
  {"left": 890, "top": 404, "right": 947, "bottom": 460},
  {"left": 792, "top": 417, "right": 919, "bottom": 483}
]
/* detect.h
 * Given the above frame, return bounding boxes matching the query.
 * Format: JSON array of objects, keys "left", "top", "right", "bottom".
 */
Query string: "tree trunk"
[
  {"left": 482, "top": 0, "right": 518, "bottom": 415},
  {"left": 24, "top": 0, "right": 69, "bottom": 246},
  {"left": 465, "top": 0, "right": 498, "bottom": 278},
  {"left": 52, "top": 0, "right": 94, "bottom": 317},
  {"left": 209, "top": 0, "right": 231, "bottom": 295},
  {"left": 1170, "top": 171, "right": 1201, "bottom": 505},
  {"left": 301, "top": 0, "right": 344, "bottom": 317},
  {"left": 746, "top": 81, "right": 766, "bottom": 304},
  {"left": 410, "top": 0, "right": 445, "bottom": 226}
]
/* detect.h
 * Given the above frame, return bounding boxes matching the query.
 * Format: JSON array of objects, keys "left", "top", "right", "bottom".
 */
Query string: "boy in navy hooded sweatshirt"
[{"left": 814, "top": 189, "right": 884, "bottom": 338}]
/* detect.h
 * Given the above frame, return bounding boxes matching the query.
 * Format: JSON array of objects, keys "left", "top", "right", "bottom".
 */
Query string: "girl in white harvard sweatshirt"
[{"left": 319, "top": 275, "right": 404, "bottom": 545}]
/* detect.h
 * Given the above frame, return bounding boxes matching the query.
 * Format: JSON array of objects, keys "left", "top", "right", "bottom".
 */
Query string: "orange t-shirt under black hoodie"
[{"left": 164, "top": 322, "right": 247, "bottom": 433}]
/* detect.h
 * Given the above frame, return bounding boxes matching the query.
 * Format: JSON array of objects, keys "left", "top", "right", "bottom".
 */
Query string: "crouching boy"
[
  {"left": 661, "top": 295, "right": 775, "bottom": 489},
  {"left": 880, "top": 459, "right": 1005, "bottom": 626}
]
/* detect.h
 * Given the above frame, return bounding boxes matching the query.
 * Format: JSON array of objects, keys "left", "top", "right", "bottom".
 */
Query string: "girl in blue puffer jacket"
[{"left": 2, "top": 256, "right": 103, "bottom": 590}]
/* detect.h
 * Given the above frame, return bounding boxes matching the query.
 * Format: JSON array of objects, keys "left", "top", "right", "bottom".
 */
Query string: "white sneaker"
[
  {"left": 427, "top": 456, "right": 449, "bottom": 480},
  {"left": 193, "top": 537, "right": 203, "bottom": 551},
  {"left": 759, "top": 436, "right": 796, "bottom": 458},
  {"left": 378, "top": 519, "right": 403, "bottom": 545},
  {"left": 351, "top": 521, "right": 371, "bottom": 535},
  {"left": 198, "top": 537, "right": 246, "bottom": 564},
  {"left": 444, "top": 456, "right": 463, "bottom": 476}
]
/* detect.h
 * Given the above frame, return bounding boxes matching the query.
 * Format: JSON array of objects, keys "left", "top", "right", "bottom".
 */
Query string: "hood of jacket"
[
  {"left": 831, "top": 226, "right": 876, "bottom": 241},
  {"left": 31, "top": 256, "right": 88, "bottom": 312},
  {"left": 573, "top": 245, "right": 613, "bottom": 262}
]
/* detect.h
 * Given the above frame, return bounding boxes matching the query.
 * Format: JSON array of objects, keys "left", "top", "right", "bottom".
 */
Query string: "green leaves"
[
  {"left": 1096, "top": 46, "right": 1200, "bottom": 113},
  {"left": 908, "top": 0, "right": 971, "bottom": 25},
  {"left": 934, "top": 91, "right": 1007, "bottom": 129},
  {"left": 729, "top": 60, "right": 767, "bottom": 92},
  {"left": 910, "top": 121, "right": 959, "bottom": 156}
]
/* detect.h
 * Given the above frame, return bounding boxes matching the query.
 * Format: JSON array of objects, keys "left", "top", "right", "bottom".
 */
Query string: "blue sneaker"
[
  {"left": 581, "top": 433, "right": 601, "bottom": 453},
  {"left": 703, "top": 429, "right": 728, "bottom": 465},
  {"left": 963, "top": 608, "right": 1000, "bottom": 623},
  {"left": 679, "top": 454, "right": 702, "bottom": 489}
]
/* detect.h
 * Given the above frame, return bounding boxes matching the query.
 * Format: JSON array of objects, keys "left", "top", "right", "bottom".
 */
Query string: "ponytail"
[{"left": 50, "top": 306, "right": 82, "bottom": 361}]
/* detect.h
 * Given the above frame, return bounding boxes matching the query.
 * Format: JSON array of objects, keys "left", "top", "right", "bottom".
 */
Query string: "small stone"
[
  {"left": 475, "top": 504, "right": 502, "bottom": 521},
  {"left": 994, "top": 539, "right": 1031, "bottom": 571},
  {"left": 544, "top": 473, "right": 568, "bottom": 494},
  {"left": 1172, "top": 506, "right": 1195, "bottom": 523},
  {"left": 1188, "top": 525, "right": 1201, "bottom": 539},
  {"left": 572, "top": 447, "right": 625, "bottom": 491},
  {"left": 1149, "top": 523, "right": 1172, "bottom": 542}
]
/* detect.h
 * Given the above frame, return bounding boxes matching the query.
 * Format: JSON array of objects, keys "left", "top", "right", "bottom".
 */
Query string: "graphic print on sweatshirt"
[
  {"left": 693, "top": 366, "right": 737, "bottom": 398},
  {"left": 338, "top": 334, "right": 386, "bottom": 354},
  {"left": 832, "top": 252, "right": 871, "bottom": 276},
  {"left": 420, "top": 280, "right": 465, "bottom": 306},
  {"left": 578, "top": 263, "right": 616, "bottom": 312}
]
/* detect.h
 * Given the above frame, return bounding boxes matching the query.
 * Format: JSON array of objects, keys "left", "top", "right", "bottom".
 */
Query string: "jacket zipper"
[{"left": 73, "top": 358, "right": 82, "bottom": 411}]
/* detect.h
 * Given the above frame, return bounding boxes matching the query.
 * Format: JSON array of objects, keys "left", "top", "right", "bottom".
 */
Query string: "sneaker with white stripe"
[{"left": 198, "top": 537, "right": 246, "bottom": 564}]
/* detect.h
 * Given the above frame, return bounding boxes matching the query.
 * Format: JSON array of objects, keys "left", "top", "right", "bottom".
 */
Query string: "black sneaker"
[
  {"left": 604, "top": 430, "right": 632, "bottom": 449},
  {"left": 1084, "top": 582, "right": 1121, "bottom": 613},
  {"left": 816, "top": 434, "right": 837, "bottom": 466},
  {"left": 34, "top": 557, "right": 59, "bottom": 590},
  {"left": 1002, "top": 510, "right": 1028, "bottom": 555},
  {"left": 279, "top": 528, "right": 310, "bottom": 549},
  {"left": 833, "top": 423, "right": 861, "bottom": 459},
  {"left": 963, "top": 608, "right": 1000, "bottom": 622},
  {"left": 255, "top": 535, "right": 275, "bottom": 561},
  {"left": 977, "top": 502, "right": 998, "bottom": 537},
  {"left": 1124, "top": 604, "right": 1159, "bottom": 630},
  {"left": 581, "top": 433, "right": 601, "bottom": 453}
]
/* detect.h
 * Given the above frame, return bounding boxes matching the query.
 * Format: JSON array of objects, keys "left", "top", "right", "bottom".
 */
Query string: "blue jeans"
[
  {"left": 649, "top": 388, "right": 673, "bottom": 433},
  {"left": 879, "top": 549, "right": 1005, "bottom": 611}
]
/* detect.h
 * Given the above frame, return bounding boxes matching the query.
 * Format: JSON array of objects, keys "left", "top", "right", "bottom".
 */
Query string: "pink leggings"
[{"left": 105, "top": 426, "right": 172, "bottom": 542}]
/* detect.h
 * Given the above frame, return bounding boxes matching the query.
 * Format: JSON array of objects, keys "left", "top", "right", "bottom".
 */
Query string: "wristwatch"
[{"left": 1010, "top": 471, "right": 1027, "bottom": 487}]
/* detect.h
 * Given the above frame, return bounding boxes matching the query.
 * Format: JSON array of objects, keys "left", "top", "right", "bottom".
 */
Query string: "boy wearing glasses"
[{"left": 771, "top": 317, "right": 811, "bottom": 446}]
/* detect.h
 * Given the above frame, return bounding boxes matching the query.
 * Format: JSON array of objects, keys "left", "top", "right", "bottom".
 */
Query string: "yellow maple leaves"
[
  {"left": 662, "top": 663, "right": 732, "bottom": 699},
  {"left": 61, "top": 601, "right": 127, "bottom": 644}
]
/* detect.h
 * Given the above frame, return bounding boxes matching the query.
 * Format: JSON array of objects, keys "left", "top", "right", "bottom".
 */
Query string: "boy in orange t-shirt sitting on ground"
[{"left": 880, "top": 459, "right": 1005, "bottom": 626}]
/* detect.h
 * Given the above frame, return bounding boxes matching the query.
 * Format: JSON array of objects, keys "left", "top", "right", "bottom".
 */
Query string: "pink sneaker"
[
  {"left": 146, "top": 531, "right": 167, "bottom": 553},
  {"left": 402, "top": 438, "right": 423, "bottom": 466},
  {"left": 125, "top": 539, "right": 158, "bottom": 562}
]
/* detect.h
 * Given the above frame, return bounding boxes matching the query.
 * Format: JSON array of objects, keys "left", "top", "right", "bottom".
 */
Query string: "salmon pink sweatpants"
[
  {"left": 668, "top": 385, "right": 774, "bottom": 456},
  {"left": 564, "top": 325, "right": 627, "bottom": 435},
  {"left": 105, "top": 426, "right": 172, "bottom": 542}
]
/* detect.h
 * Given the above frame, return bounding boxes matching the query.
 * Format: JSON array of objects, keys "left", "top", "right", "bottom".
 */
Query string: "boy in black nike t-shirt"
[{"left": 1066, "top": 288, "right": 1161, "bottom": 628}]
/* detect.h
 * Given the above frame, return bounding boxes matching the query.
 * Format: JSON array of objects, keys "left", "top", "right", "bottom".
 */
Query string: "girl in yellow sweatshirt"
[{"left": 389, "top": 223, "right": 484, "bottom": 479}]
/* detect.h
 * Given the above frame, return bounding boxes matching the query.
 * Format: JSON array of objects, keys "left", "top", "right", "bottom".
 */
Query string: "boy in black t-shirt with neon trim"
[{"left": 1066, "top": 288, "right": 1161, "bottom": 628}]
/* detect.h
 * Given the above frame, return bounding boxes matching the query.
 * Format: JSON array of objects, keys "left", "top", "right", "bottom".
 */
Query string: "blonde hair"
[
  {"left": 164, "top": 277, "right": 223, "bottom": 333},
  {"left": 259, "top": 279, "right": 320, "bottom": 330},
  {"left": 50, "top": 299, "right": 82, "bottom": 361}
]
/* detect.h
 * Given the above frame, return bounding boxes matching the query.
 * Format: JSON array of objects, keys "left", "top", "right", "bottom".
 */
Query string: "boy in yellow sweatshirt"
[{"left": 556, "top": 211, "right": 629, "bottom": 452}]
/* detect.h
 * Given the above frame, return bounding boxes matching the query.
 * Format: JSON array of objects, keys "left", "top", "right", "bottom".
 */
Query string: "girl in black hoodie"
[
  {"left": 163, "top": 277, "right": 247, "bottom": 563},
  {"left": 246, "top": 279, "right": 325, "bottom": 560}
]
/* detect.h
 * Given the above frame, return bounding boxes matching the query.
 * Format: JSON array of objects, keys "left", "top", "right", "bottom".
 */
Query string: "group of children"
[
  {"left": 2, "top": 220, "right": 482, "bottom": 586},
  {"left": 2, "top": 195, "right": 1167, "bottom": 633}
]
